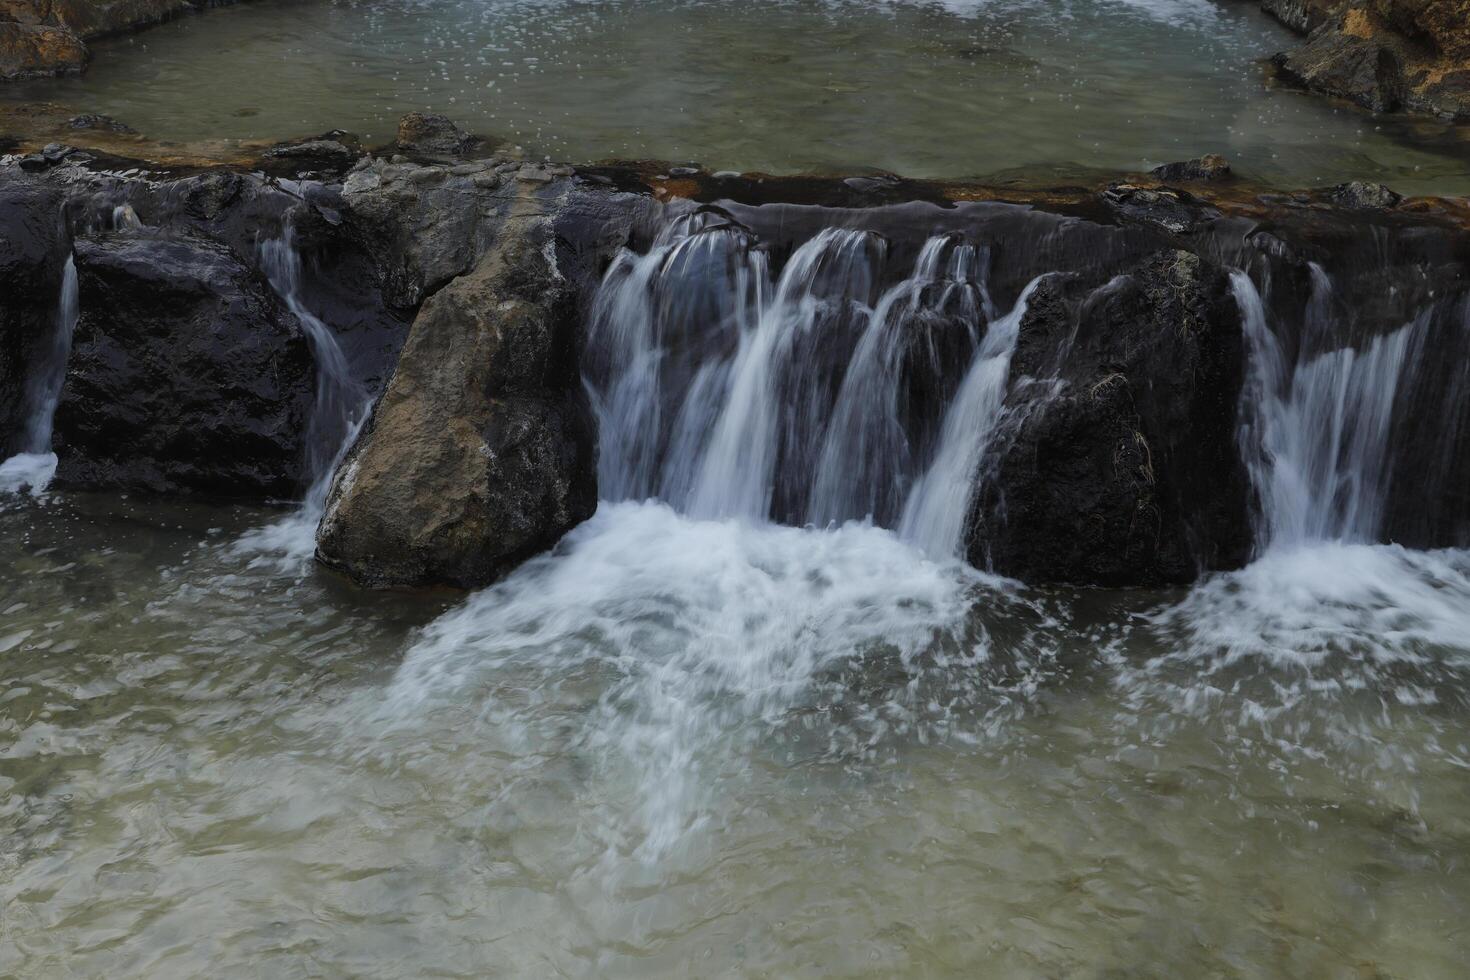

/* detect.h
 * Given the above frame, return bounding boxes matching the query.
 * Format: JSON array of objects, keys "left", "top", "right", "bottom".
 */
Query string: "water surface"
[
  {"left": 5, "top": 0, "right": 1470, "bottom": 192},
  {"left": 3, "top": 492, "right": 1468, "bottom": 976}
]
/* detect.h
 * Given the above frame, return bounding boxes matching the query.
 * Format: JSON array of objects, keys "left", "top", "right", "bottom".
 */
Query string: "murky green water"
[
  {"left": 4, "top": 0, "right": 1469, "bottom": 192},
  {"left": 3, "top": 492, "right": 1469, "bottom": 976}
]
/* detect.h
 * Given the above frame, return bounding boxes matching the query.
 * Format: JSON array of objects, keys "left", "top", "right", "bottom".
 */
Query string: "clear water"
[
  {"left": 5, "top": 0, "right": 1470, "bottom": 192},
  {"left": 3, "top": 491, "right": 1470, "bottom": 976}
]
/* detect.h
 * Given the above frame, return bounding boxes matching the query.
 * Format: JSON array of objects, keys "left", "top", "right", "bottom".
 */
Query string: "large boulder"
[
  {"left": 52, "top": 231, "right": 316, "bottom": 496},
  {"left": 0, "top": 178, "right": 70, "bottom": 455},
  {"left": 968, "top": 251, "right": 1253, "bottom": 586},
  {"left": 0, "top": 21, "right": 86, "bottom": 78},
  {"left": 315, "top": 217, "right": 597, "bottom": 589},
  {"left": 1273, "top": 1, "right": 1470, "bottom": 120}
]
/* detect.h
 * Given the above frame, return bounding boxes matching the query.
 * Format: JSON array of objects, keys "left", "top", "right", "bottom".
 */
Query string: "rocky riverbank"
[
  {"left": 3, "top": 118, "right": 1469, "bottom": 588},
  {"left": 0, "top": 0, "right": 251, "bottom": 80},
  {"left": 1265, "top": 0, "right": 1470, "bottom": 119}
]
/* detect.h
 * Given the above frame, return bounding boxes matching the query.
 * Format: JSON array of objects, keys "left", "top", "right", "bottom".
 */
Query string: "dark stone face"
[
  {"left": 0, "top": 179, "right": 70, "bottom": 455},
  {"left": 51, "top": 231, "right": 318, "bottom": 497}
]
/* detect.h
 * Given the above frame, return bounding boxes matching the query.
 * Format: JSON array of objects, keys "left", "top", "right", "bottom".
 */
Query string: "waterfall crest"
[
  {"left": 1232, "top": 269, "right": 1424, "bottom": 551},
  {"left": 584, "top": 213, "right": 1028, "bottom": 556}
]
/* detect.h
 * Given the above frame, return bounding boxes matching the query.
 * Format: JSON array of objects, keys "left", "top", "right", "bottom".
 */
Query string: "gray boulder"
[{"left": 315, "top": 217, "right": 596, "bottom": 589}]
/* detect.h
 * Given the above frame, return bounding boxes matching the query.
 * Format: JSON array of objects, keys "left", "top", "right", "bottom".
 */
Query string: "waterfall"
[
  {"left": 0, "top": 256, "right": 79, "bottom": 494},
  {"left": 258, "top": 223, "right": 371, "bottom": 514},
  {"left": 686, "top": 228, "right": 884, "bottom": 521},
  {"left": 1231, "top": 269, "right": 1422, "bottom": 551},
  {"left": 897, "top": 276, "right": 1043, "bottom": 558},
  {"left": 584, "top": 215, "right": 1026, "bottom": 555},
  {"left": 808, "top": 234, "right": 993, "bottom": 528}
]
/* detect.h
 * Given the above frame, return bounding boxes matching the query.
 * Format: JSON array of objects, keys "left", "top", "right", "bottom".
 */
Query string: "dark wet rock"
[
  {"left": 1150, "top": 154, "right": 1232, "bottom": 183},
  {"left": 0, "top": 178, "right": 69, "bottom": 454},
  {"left": 52, "top": 231, "right": 315, "bottom": 497},
  {"left": 66, "top": 111, "right": 134, "bottom": 132},
  {"left": 1273, "top": 2, "right": 1470, "bottom": 120},
  {"left": 316, "top": 217, "right": 596, "bottom": 589},
  {"left": 1101, "top": 184, "right": 1214, "bottom": 234},
  {"left": 970, "top": 251, "right": 1252, "bottom": 586},
  {"left": 395, "top": 111, "right": 480, "bottom": 160},
  {"left": 1329, "top": 179, "right": 1403, "bottom": 207}
]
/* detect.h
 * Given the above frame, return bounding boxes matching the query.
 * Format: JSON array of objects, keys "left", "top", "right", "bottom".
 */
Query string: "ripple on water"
[{"left": 2, "top": 495, "right": 1469, "bottom": 975}]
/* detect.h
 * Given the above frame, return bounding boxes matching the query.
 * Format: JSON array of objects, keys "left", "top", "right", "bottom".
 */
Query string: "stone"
[
  {"left": 315, "top": 218, "right": 596, "bottom": 589},
  {"left": 0, "top": 22, "right": 87, "bottom": 79},
  {"left": 67, "top": 111, "right": 134, "bottom": 132},
  {"left": 1329, "top": 179, "right": 1402, "bottom": 207},
  {"left": 395, "top": 111, "right": 479, "bottom": 160},
  {"left": 1273, "top": 2, "right": 1470, "bottom": 120},
  {"left": 51, "top": 231, "right": 316, "bottom": 496},
  {"left": 1150, "top": 154, "right": 1232, "bottom": 183},
  {"left": 969, "top": 251, "right": 1253, "bottom": 586},
  {"left": 0, "top": 178, "right": 70, "bottom": 455}
]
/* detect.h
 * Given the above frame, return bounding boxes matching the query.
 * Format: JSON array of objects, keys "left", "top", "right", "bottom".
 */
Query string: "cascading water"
[
  {"left": 1231, "top": 269, "right": 1424, "bottom": 551},
  {"left": 0, "top": 255, "right": 79, "bottom": 494},
  {"left": 585, "top": 215, "right": 1014, "bottom": 543},
  {"left": 898, "top": 276, "right": 1043, "bottom": 559},
  {"left": 258, "top": 223, "right": 372, "bottom": 515}
]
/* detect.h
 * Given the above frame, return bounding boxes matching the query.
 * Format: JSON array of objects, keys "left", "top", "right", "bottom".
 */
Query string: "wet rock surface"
[
  {"left": 971, "top": 251, "right": 1253, "bottom": 586},
  {"left": 316, "top": 217, "right": 597, "bottom": 590},
  {"left": 0, "top": 177, "right": 69, "bottom": 453},
  {"left": 52, "top": 231, "right": 316, "bottom": 496},
  {"left": 0, "top": 0, "right": 248, "bottom": 80}
]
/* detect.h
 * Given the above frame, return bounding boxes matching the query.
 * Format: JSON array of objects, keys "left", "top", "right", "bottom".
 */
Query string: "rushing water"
[
  {"left": 4, "top": 0, "right": 1470, "bottom": 192},
  {"left": 3, "top": 489, "right": 1470, "bottom": 975}
]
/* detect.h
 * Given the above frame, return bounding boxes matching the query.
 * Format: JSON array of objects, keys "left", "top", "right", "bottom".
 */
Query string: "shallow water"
[
  {"left": 3, "top": 491, "right": 1469, "bottom": 976},
  {"left": 5, "top": 0, "right": 1470, "bottom": 192}
]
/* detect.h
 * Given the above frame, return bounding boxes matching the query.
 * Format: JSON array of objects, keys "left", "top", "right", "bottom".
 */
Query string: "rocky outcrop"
[
  {"left": 0, "top": 178, "right": 69, "bottom": 454},
  {"left": 969, "top": 251, "right": 1253, "bottom": 586},
  {"left": 314, "top": 217, "right": 597, "bottom": 590},
  {"left": 52, "top": 231, "right": 316, "bottom": 496},
  {"left": 0, "top": 0, "right": 242, "bottom": 80},
  {"left": 1271, "top": 1, "right": 1470, "bottom": 120},
  {"left": 395, "top": 112, "right": 481, "bottom": 161}
]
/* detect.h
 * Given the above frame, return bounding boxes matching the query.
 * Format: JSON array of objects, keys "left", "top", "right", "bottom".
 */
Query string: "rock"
[
  {"left": 1261, "top": 0, "right": 1342, "bottom": 33},
  {"left": 1150, "top": 154, "right": 1232, "bottom": 183},
  {"left": 1273, "top": 2, "right": 1470, "bottom": 120},
  {"left": 0, "top": 22, "right": 87, "bottom": 79},
  {"left": 395, "top": 111, "right": 479, "bottom": 160},
  {"left": 52, "top": 231, "right": 316, "bottom": 497},
  {"left": 0, "top": 178, "right": 70, "bottom": 454},
  {"left": 67, "top": 112, "right": 134, "bottom": 132},
  {"left": 1329, "top": 179, "right": 1402, "bottom": 207},
  {"left": 969, "top": 251, "right": 1252, "bottom": 586},
  {"left": 316, "top": 218, "right": 596, "bottom": 589},
  {"left": 40, "top": 0, "right": 195, "bottom": 39},
  {"left": 1101, "top": 183, "right": 1213, "bottom": 234}
]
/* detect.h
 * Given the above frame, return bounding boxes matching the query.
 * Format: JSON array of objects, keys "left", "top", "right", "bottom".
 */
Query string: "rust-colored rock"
[
  {"left": 1273, "top": 1, "right": 1470, "bottom": 120},
  {"left": 0, "top": 22, "right": 86, "bottom": 78}
]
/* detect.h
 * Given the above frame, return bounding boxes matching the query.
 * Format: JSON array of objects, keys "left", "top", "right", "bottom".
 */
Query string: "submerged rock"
[
  {"left": 316, "top": 217, "right": 596, "bottom": 589},
  {"left": 52, "top": 231, "right": 315, "bottom": 496},
  {"left": 1150, "top": 154, "right": 1232, "bottom": 183},
  {"left": 0, "top": 178, "right": 70, "bottom": 454},
  {"left": 970, "top": 251, "right": 1252, "bottom": 586}
]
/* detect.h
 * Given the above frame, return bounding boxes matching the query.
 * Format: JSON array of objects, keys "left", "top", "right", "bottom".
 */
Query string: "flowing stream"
[
  {"left": 0, "top": 256, "right": 78, "bottom": 494},
  {"left": 4, "top": 211, "right": 1470, "bottom": 974}
]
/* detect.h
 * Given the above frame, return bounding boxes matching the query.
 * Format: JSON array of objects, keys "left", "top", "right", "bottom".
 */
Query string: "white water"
[
  {"left": 0, "top": 255, "right": 79, "bottom": 495},
  {"left": 1232, "top": 269, "right": 1423, "bottom": 551},
  {"left": 898, "top": 275, "right": 1043, "bottom": 557},
  {"left": 586, "top": 216, "right": 1019, "bottom": 541},
  {"left": 244, "top": 224, "right": 373, "bottom": 564}
]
